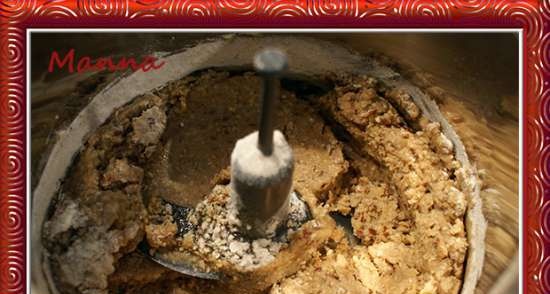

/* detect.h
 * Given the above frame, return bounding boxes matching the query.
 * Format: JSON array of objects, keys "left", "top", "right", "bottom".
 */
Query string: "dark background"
[{"left": 31, "top": 32, "right": 518, "bottom": 98}]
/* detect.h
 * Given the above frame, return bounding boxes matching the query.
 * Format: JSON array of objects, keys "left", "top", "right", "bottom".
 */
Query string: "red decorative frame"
[{"left": 0, "top": 1, "right": 547, "bottom": 293}]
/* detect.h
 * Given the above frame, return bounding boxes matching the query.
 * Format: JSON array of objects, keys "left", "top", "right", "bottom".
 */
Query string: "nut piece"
[{"left": 101, "top": 158, "right": 143, "bottom": 189}]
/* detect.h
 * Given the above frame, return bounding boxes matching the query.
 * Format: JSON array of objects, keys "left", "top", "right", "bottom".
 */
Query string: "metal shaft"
[
  {"left": 258, "top": 76, "right": 278, "bottom": 155},
  {"left": 254, "top": 49, "right": 288, "bottom": 155},
  {"left": 229, "top": 49, "right": 292, "bottom": 238}
]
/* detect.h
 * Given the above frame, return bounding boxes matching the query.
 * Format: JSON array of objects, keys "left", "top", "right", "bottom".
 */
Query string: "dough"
[{"left": 43, "top": 71, "right": 467, "bottom": 294}]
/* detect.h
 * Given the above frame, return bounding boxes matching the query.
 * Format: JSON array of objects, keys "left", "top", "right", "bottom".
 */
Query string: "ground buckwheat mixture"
[{"left": 43, "top": 70, "right": 468, "bottom": 294}]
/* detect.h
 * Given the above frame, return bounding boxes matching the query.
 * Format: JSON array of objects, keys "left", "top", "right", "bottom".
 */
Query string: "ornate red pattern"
[{"left": 0, "top": 0, "right": 547, "bottom": 293}]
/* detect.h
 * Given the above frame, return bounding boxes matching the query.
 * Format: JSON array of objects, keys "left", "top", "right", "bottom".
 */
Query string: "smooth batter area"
[{"left": 43, "top": 71, "right": 468, "bottom": 294}]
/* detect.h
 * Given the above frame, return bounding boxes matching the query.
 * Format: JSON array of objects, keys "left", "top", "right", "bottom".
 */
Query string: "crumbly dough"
[
  {"left": 42, "top": 93, "right": 169, "bottom": 294},
  {"left": 43, "top": 71, "right": 467, "bottom": 294}
]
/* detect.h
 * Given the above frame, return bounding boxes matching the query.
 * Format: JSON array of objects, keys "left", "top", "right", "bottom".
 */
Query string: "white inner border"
[{"left": 26, "top": 28, "right": 523, "bottom": 294}]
